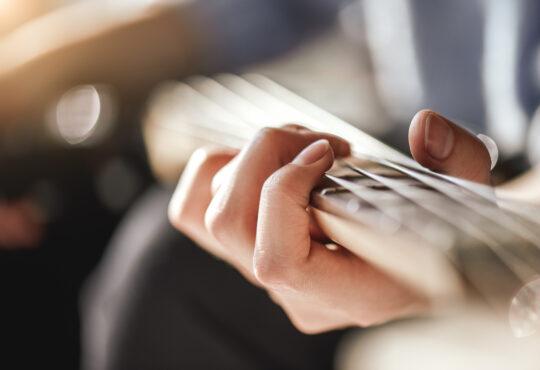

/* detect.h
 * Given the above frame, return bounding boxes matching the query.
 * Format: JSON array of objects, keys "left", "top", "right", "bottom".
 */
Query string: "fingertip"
[
  {"left": 314, "top": 140, "right": 336, "bottom": 173},
  {"left": 336, "top": 140, "right": 351, "bottom": 158},
  {"left": 409, "top": 109, "right": 457, "bottom": 165},
  {"left": 408, "top": 109, "right": 433, "bottom": 167},
  {"left": 322, "top": 134, "right": 350, "bottom": 158},
  {"left": 168, "top": 146, "right": 238, "bottom": 229},
  {"left": 408, "top": 109, "right": 492, "bottom": 184}
]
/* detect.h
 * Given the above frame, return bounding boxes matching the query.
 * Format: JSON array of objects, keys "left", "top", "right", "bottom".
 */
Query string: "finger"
[
  {"left": 308, "top": 214, "right": 331, "bottom": 244},
  {"left": 168, "top": 146, "right": 237, "bottom": 258},
  {"left": 204, "top": 127, "right": 349, "bottom": 269},
  {"left": 254, "top": 139, "right": 334, "bottom": 269},
  {"left": 281, "top": 124, "right": 352, "bottom": 156},
  {"left": 408, "top": 110, "right": 491, "bottom": 184},
  {"left": 253, "top": 140, "right": 424, "bottom": 325},
  {"left": 210, "top": 156, "right": 239, "bottom": 196},
  {"left": 281, "top": 124, "right": 351, "bottom": 157}
]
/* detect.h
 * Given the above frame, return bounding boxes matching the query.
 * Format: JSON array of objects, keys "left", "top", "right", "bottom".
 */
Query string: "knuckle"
[
  {"left": 253, "top": 253, "right": 284, "bottom": 287},
  {"left": 191, "top": 146, "right": 237, "bottom": 170},
  {"left": 281, "top": 123, "right": 308, "bottom": 131},
  {"left": 253, "top": 253, "right": 295, "bottom": 289},
  {"left": 204, "top": 205, "right": 230, "bottom": 241},
  {"left": 204, "top": 201, "right": 247, "bottom": 245},
  {"left": 254, "top": 127, "right": 297, "bottom": 148},
  {"left": 167, "top": 148, "right": 228, "bottom": 231},
  {"left": 253, "top": 251, "right": 304, "bottom": 291},
  {"left": 255, "top": 127, "right": 281, "bottom": 142}
]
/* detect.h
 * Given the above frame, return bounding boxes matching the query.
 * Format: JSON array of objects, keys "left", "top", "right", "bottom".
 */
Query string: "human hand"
[
  {"left": 169, "top": 125, "right": 425, "bottom": 333},
  {"left": 169, "top": 111, "right": 493, "bottom": 333},
  {"left": 408, "top": 109, "right": 492, "bottom": 185}
]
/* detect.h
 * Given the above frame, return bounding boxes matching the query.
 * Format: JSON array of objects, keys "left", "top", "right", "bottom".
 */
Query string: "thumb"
[{"left": 408, "top": 110, "right": 492, "bottom": 184}]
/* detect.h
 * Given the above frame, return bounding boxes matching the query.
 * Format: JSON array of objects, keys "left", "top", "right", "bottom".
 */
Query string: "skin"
[
  {"left": 168, "top": 111, "right": 494, "bottom": 333},
  {"left": 0, "top": 2, "right": 534, "bottom": 320},
  {"left": 408, "top": 110, "right": 492, "bottom": 184}
]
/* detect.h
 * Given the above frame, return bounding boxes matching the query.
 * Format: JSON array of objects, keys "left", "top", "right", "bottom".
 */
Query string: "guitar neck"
[{"left": 143, "top": 74, "right": 540, "bottom": 335}]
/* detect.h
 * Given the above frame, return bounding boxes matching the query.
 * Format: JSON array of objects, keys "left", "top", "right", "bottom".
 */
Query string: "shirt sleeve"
[{"left": 185, "top": 0, "right": 346, "bottom": 71}]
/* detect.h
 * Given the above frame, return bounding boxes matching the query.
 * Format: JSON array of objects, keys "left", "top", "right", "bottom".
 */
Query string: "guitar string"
[
  {"left": 160, "top": 81, "right": 464, "bottom": 296},
  {"left": 367, "top": 156, "right": 540, "bottom": 246},
  {"left": 323, "top": 173, "right": 454, "bottom": 247},
  {"left": 168, "top": 76, "right": 451, "bottom": 248},
  {"left": 244, "top": 74, "right": 517, "bottom": 207},
  {"left": 187, "top": 75, "right": 540, "bottom": 280},
  {"left": 242, "top": 74, "right": 419, "bottom": 167},
  {"left": 317, "top": 172, "right": 534, "bottom": 305},
  {"left": 342, "top": 161, "right": 538, "bottom": 283},
  {"left": 152, "top": 74, "right": 540, "bottom": 296},
  {"left": 185, "top": 76, "right": 540, "bottom": 276},
  {"left": 336, "top": 162, "right": 540, "bottom": 308},
  {"left": 206, "top": 75, "right": 540, "bottom": 246}
]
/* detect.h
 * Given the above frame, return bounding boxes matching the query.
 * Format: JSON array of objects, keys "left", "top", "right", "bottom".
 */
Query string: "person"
[
  {"left": 81, "top": 1, "right": 539, "bottom": 369},
  {"left": 0, "top": 1, "right": 350, "bottom": 368},
  {"left": 2, "top": 0, "right": 539, "bottom": 368},
  {"left": 0, "top": 1, "right": 355, "bottom": 368},
  {"left": 81, "top": 109, "right": 507, "bottom": 370}
]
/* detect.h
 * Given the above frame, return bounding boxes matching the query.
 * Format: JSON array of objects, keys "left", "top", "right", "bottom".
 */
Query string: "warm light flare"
[
  {"left": 0, "top": 0, "right": 20, "bottom": 19},
  {"left": 0, "top": 0, "right": 34, "bottom": 36},
  {"left": 0, "top": 0, "right": 66, "bottom": 37}
]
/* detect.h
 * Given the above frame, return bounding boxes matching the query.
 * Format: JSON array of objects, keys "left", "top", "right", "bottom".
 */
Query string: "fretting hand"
[{"left": 169, "top": 111, "right": 492, "bottom": 333}]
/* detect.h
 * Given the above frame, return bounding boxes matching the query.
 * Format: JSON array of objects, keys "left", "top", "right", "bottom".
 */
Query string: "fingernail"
[
  {"left": 292, "top": 139, "right": 330, "bottom": 165},
  {"left": 425, "top": 113, "right": 455, "bottom": 160},
  {"left": 337, "top": 140, "right": 351, "bottom": 157}
]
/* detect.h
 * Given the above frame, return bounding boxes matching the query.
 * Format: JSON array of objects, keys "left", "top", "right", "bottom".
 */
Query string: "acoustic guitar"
[{"left": 143, "top": 73, "right": 540, "bottom": 339}]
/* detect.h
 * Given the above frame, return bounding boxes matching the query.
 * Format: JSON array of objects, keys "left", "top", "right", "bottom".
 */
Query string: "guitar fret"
[{"left": 144, "top": 74, "right": 540, "bottom": 329}]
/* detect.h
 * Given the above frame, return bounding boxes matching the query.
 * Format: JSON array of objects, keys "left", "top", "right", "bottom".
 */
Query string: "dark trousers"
[{"left": 81, "top": 186, "right": 346, "bottom": 370}]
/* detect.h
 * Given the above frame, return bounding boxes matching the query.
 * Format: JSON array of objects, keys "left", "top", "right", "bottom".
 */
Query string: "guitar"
[{"left": 143, "top": 73, "right": 540, "bottom": 338}]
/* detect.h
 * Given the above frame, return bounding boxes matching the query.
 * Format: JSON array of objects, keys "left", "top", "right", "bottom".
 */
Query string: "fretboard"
[{"left": 143, "top": 74, "right": 540, "bottom": 337}]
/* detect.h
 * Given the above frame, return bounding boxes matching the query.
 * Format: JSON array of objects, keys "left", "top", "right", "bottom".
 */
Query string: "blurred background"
[
  {"left": 0, "top": 1, "right": 156, "bottom": 369},
  {"left": 1, "top": 0, "right": 540, "bottom": 369}
]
